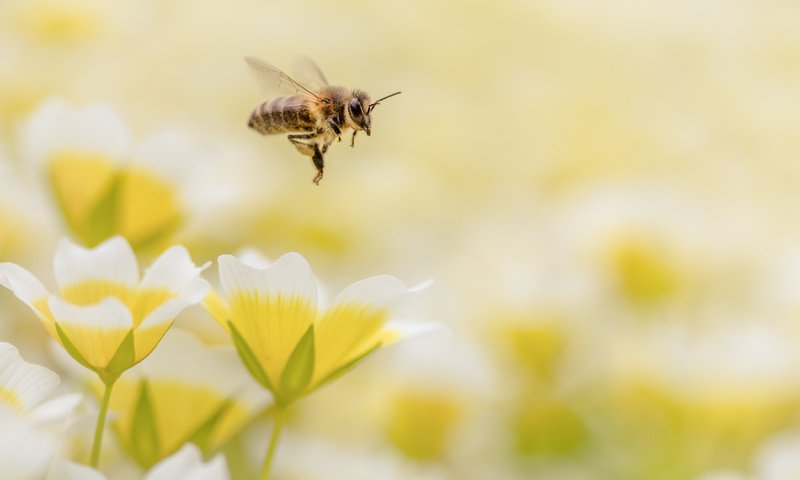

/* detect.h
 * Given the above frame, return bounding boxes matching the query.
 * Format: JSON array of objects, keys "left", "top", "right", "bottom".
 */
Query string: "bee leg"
[
  {"left": 350, "top": 131, "right": 357, "bottom": 148},
  {"left": 326, "top": 120, "right": 342, "bottom": 142},
  {"left": 311, "top": 145, "right": 325, "bottom": 185},
  {"left": 288, "top": 133, "right": 316, "bottom": 156}
]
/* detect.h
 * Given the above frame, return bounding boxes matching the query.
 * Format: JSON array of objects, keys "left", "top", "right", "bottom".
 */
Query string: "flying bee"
[{"left": 245, "top": 56, "right": 401, "bottom": 185}]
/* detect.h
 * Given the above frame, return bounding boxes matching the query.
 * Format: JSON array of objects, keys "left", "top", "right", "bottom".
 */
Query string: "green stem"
[
  {"left": 90, "top": 378, "right": 116, "bottom": 467},
  {"left": 259, "top": 407, "right": 287, "bottom": 480}
]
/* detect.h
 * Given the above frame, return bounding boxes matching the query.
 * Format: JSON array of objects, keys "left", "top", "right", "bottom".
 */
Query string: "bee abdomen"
[{"left": 248, "top": 96, "right": 317, "bottom": 135}]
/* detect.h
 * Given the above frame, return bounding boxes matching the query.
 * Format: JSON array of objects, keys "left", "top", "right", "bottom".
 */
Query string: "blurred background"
[{"left": 2, "top": 0, "right": 800, "bottom": 479}]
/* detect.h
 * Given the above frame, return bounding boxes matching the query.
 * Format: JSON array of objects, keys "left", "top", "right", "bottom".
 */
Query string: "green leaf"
[
  {"left": 313, "top": 342, "right": 382, "bottom": 392},
  {"left": 105, "top": 329, "right": 135, "bottom": 379},
  {"left": 228, "top": 321, "right": 274, "bottom": 393},
  {"left": 130, "top": 380, "right": 161, "bottom": 468},
  {"left": 183, "top": 400, "right": 233, "bottom": 452},
  {"left": 85, "top": 173, "right": 122, "bottom": 247},
  {"left": 279, "top": 324, "right": 315, "bottom": 403},
  {"left": 54, "top": 323, "right": 95, "bottom": 373}
]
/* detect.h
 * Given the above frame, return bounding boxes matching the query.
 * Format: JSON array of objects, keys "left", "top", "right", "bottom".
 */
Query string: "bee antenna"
[{"left": 368, "top": 91, "right": 401, "bottom": 112}]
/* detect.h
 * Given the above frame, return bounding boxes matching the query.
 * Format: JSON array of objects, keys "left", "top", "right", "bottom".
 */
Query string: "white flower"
[
  {"left": 47, "top": 444, "right": 229, "bottom": 480},
  {"left": 17, "top": 98, "right": 246, "bottom": 252},
  {"left": 0, "top": 342, "right": 59, "bottom": 413},
  {"left": 0, "top": 406, "right": 60, "bottom": 480},
  {"left": 210, "top": 252, "right": 440, "bottom": 405},
  {"left": 0, "top": 341, "right": 82, "bottom": 430},
  {"left": 0, "top": 236, "right": 209, "bottom": 380}
]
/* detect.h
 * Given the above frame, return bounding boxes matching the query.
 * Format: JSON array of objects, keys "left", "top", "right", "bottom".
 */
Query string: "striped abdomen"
[{"left": 248, "top": 96, "right": 317, "bottom": 135}]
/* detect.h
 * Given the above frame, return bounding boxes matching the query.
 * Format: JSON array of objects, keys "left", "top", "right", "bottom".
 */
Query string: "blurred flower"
[
  {"left": 0, "top": 342, "right": 77, "bottom": 480},
  {"left": 503, "top": 314, "right": 569, "bottom": 385},
  {"left": 511, "top": 393, "right": 589, "bottom": 459},
  {"left": 698, "top": 431, "right": 800, "bottom": 480},
  {"left": 18, "top": 98, "right": 242, "bottom": 254},
  {"left": 754, "top": 432, "right": 800, "bottom": 480},
  {"left": 0, "top": 236, "right": 208, "bottom": 380},
  {"left": 212, "top": 252, "right": 436, "bottom": 405},
  {"left": 4, "top": 0, "right": 107, "bottom": 45},
  {"left": 0, "top": 341, "right": 59, "bottom": 412},
  {"left": 48, "top": 443, "right": 229, "bottom": 480},
  {"left": 597, "top": 322, "right": 800, "bottom": 478},
  {"left": 0, "top": 145, "right": 57, "bottom": 261},
  {"left": 274, "top": 433, "right": 447, "bottom": 480},
  {"left": 104, "top": 329, "right": 269, "bottom": 468},
  {"left": 0, "top": 405, "right": 60, "bottom": 480},
  {"left": 387, "top": 391, "right": 461, "bottom": 461}
]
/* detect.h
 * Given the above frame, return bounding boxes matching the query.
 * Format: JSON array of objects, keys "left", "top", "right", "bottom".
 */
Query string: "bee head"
[{"left": 347, "top": 90, "right": 372, "bottom": 135}]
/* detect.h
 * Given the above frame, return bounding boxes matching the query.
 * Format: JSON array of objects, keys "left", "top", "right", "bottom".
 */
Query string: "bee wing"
[
  {"left": 244, "top": 56, "right": 322, "bottom": 101},
  {"left": 292, "top": 55, "right": 330, "bottom": 91}
]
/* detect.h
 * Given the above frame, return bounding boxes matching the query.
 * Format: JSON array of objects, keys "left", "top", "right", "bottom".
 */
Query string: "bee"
[{"left": 245, "top": 56, "right": 401, "bottom": 185}]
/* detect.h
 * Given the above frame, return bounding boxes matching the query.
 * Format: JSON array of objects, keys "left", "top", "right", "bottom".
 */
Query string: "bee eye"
[{"left": 348, "top": 98, "right": 363, "bottom": 118}]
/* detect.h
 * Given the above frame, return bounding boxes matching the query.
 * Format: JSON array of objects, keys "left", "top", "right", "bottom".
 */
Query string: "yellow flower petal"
[
  {"left": 49, "top": 297, "right": 133, "bottom": 371},
  {"left": 118, "top": 168, "right": 182, "bottom": 250},
  {"left": 312, "top": 275, "right": 408, "bottom": 386},
  {"left": 132, "top": 324, "right": 173, "bottom": 364},
  {"left": 59, "top": 280, "right": 134, "bottom": 308},
  {"left": 219, "top": 254, "right": 317, "bottom": 386},
  {"left": 48, "top": 150, "right": 116, "bottom": 242},
  {"left": 228, "top": 290, "right": 316, "bottom": 387},
  {"left": 202, "top": 290, "right": 231, "bottom": 332},
  {"left": 313, "top": 301, "right": 390, "bottom": 386}
]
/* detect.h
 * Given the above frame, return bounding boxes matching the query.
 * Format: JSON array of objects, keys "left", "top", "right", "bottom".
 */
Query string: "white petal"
[
  {"left": 132, "top": 130, "right": 205, "bottom": 187},
  {"left": 28, "top": 393, "right": 83, "bottom": 425},
  {"left": 48, "top": 297, "right": 133, "bottom": 330},
  {"left": 144, "top": 444, "right": 229, "bottom": 480},
  {"left": 21, "top": 98, "right": 131, "bottom": 168},
  {"left": 137, "top": 276, "right": 209, "bottom": 330},
  {"left": 141, "top": 245, "right": 209, "bottom": 294},
  {"left": 0, "top": 343, "right": 60, "bottom": 412},
  {"left": 0, "top": 407, "right": 57, "bottom": 480},
  {"left": 0, "top": 263, "right": 50, "bottom": 305},
  {"left": 138, "top": 297, "right": 198, "bottom": 330},
  {"left": 237, "top": 247, "right": 272, "bottom": 268},
  {"left": 218, "top": 252, "right": 317, "bottom": 306},
  {"left": 332, "top": 274, "right": 409, "bottom": 309},
  {"left": 54, "top": 236, "right": 139, "bottom": 290},
  {"left": 47, "top": 458, "right": 107, "bottom": 480},
  {"left": 409, "top": 278, "right": 435, "bottom": 293},
  {"left": 384, "top": 320, "right": 452, "bottom": 343}
]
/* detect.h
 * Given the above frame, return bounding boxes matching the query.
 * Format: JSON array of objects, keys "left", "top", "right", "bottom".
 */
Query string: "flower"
[
  {"left": 18, "top": 98, "right": 245, "bottom": 253},
  {"left": 48, "top": 443, "right": 229, "bottom": 480},
  {"left": 0, "top": 236, "right": 209, "bottom": 382},
  {"left": 210, "top": 252, "right": 437, "bottom": 406},
  {"left": 0, "top": 405, "right": 60, "bottom": 480},
  {"left": 0, "top": 342, "right": 80, "bottom": 480},
  {"left": 103, "top": 329, "right": 269, "bottom": 468},
  {"left": 0, "top": 342, "right": 60, "bottom": 413},
  {"left": 0, "top": 340, "right": 83, "bottom": 432}
]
